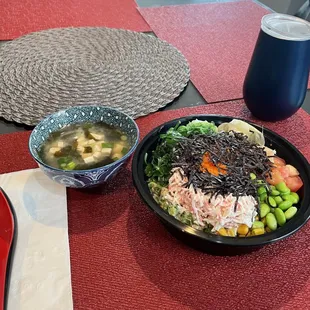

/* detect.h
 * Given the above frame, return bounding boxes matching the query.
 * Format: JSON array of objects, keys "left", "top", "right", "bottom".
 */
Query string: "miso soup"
[{"left": 39, "top": 122, "right": 130, "bottom": 170}]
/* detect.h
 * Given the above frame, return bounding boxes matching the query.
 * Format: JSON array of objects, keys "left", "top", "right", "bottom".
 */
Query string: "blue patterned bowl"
[{"left": 29, "top": 106, "right": 139, "bottom": 188}]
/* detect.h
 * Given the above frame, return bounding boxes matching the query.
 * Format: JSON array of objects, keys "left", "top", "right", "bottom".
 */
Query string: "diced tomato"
[
  {"left": 278, "top": 166, "right": 290, "bottom": 179},
  {"left": 273, "top": 156, "right": 286, "bottom": 167},
  {"left": 266, "top": 168, "right": 285, "bottom": 186},
  {"left": 285, "top": 164, "right": 299, "bottom": 177},
  {"left": 284, "top": 176, "right": 303, "bottom": 192}
]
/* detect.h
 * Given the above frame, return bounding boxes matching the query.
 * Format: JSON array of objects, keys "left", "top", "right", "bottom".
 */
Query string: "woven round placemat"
[{"left": 0, "top": 27, "right": 190, "bottom": 125}]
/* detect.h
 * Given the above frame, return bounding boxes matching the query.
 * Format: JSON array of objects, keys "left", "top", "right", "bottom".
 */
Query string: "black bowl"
[{"left": 132, "top": 115, "right": 310, "bottom": 255}]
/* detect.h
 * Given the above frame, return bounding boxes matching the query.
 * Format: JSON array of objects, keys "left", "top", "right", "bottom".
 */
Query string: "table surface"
[{"left": 0, "top": 0, "right": 309, "bottom": 135}]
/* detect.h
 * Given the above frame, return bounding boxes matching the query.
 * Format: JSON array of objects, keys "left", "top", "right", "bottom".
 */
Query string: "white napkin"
[{"left": 0, "top": 169, "right": 73, "bottom": 310}]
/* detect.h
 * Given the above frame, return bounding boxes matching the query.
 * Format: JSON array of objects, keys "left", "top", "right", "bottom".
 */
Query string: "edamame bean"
[
  {"left": 281, "top": 189, "right": 291, "bottom": 195},
  {"left": 259, "top": 192, "right": 267, "bottom": 203},
  {"left": 260, "top": 203, "right": 270, "bottom": 218},
  {"left": 274, "top": 208, "right": 286, "bottom": 226},
  {"left": 270, "top": 207, "right": 275, "bottom": 213},
  {"left": 290, "top": 192, "right": 300, "bottom": 204},
  {"left": 252, "top": 221, "right": 264, "bottom": 229},
  {"left": 258, "top": 186, "right": 267, "bottom": 195},
  {"left": 274, "top": 196, "right": 283, "bottom": 205},
  {"left": 281, "top": 194, "right": 291, "bottom": 200},
  {"left": 270, "top": 189, "right": 280, "bottom": 196},
  {"left": 278, "top": 200, "right": 293, "bottom": 211},
  {"left": 268, "top": 196, "right": 277, "bottom": 208},
  {"left": 282, "top": 194, "right": 295, "bottom": 203},
  {"left": 276, "top": 181, "right": 290, "bottom": 193},
  {"left": 266, "top": 213, "right": 277, "bottom": 231},
  {"left": 250, "top": 173, "right": 256, "bottom": 180},
  {"left": 285, "top": 207, "right": 298, "bottom": 220}
]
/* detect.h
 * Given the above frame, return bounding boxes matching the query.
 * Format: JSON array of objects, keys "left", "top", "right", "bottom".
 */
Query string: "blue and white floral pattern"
[
  {"left": 40, "top": 164, "right": 123, "bottom": 188},
  {"left": 30, "top": 106, "right": 139, "bottom": 188},
  {"left": 52, "top": 175, "right": 86, "bottom": 187}
]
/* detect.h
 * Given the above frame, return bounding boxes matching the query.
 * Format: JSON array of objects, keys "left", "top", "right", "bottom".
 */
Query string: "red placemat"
[
  {"left": 0, "top": 101, "right": 310, "bottom": 310},
  {"left": 139, "top": 1, "right": 310, "bottom": 103},
  {"left": 0, "top": 0, "right": 150, "bottom": 40}
]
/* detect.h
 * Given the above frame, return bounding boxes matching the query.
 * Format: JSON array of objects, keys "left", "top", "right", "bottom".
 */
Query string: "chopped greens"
[
  {"left": 176, "top": 119, "right": 218, "bottom": 137},
  {"left": 66, "top": 161, "right": 77, "bottom": 170},
  {"left": 122, "top": 147, "right": 128, "bottom": 155},
  {"left": 57, "top": 156, "right": 76, "bottom": 170},
  {"left": 57, "top": 156, "right": 72, "bottom": 166},
  {"left": 102, "top": 142, "right": 114, "bottom": 148}
]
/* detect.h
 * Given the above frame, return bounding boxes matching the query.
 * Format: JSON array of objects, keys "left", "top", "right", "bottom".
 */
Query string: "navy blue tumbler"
[{"left": 243, "top": 14, "right": 310, "bottom": 121}]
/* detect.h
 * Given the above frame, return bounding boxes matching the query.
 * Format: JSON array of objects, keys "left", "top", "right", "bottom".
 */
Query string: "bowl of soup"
[{"left": 29, "top": 106, "right": 139, "bottom": 188}]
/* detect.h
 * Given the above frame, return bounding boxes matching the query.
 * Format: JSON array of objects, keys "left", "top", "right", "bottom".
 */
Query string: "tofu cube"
[
  {"left": 94, "top": 144, "right": 102, "bottom": 152},
  {"left": 87, "top": 139, "right": 96, "bottom": 145},
  {"left": 113, "top": 153, "right": 122, "bottom": 160},
  {"left": 49, "top": 147, "right": 61, "bottom": 155},
  {"left": 93, "top": 152, "right": 102, "bottom": 159},
  {"left": 84, "top": 156, "right": 95, "bottom": 164},
  {"left": 90, "top": 132, "right": 104, "bottom": 140},
  {"left": 81, "top": 153, "right": 92, "bottom": 159},
  {"left": 77, "top": 137, "right": 86, "bottom": 143},
  {"left": 113, "top": 144, "right": 123, "bottom": 153},
  {"left": 101, "top": 148, "right": 112, "bottom": 156},
  {"left": 77, "top": 146, "right": 84, "bottom": 153}
]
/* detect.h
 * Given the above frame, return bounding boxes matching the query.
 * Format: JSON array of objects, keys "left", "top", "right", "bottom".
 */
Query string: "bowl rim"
[
  {"left": 132, "top": 114, "right": 310, "bottom": 247},
  {"left": 29, "top": 105, "right": 140, "bottom": 173}
]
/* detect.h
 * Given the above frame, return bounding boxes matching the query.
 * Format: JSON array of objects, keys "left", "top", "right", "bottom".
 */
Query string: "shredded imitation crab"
[{"left": 162, "top": 168, "right": 257, "bottom": 232}]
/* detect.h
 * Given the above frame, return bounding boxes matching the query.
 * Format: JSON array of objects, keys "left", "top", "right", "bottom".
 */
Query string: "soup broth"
[{"left": 39, "top": 122, "right": 130, "bottom": 170}]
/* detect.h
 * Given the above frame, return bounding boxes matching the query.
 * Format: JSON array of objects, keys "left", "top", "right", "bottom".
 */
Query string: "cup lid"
[{"left": 261, "top": 13, "right": 310, "bottom": 41}]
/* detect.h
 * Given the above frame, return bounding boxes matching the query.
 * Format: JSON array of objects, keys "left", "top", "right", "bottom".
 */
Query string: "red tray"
[{"left": 0, "top": 189, "right": 15, "bottom": 310}]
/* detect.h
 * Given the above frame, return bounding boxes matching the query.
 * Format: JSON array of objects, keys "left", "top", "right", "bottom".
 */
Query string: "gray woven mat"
[{"left": 0, "top": 27, "right": 190, "bottom": 125}]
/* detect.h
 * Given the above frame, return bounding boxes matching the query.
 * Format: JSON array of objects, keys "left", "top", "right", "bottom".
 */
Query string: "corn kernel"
[
  {"left": 227, "top": 228, "right": 237, "bottom": 237},
  {"left": 237, "top": 224, "right": 249, "bottom": 235},
  {"left": 218, "top": 228, "right": 228, "bottom": 236},
  {"left": 252, "top": 228, "right": 265, "bottom": 235}
]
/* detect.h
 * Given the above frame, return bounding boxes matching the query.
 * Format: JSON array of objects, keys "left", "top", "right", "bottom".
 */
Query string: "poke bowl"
[
  {"left": 132, "top": 115, "right": 310, "bottom": 254},
  {"left": 29, "top": 106, "right": 139, "bottom": 188}
]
